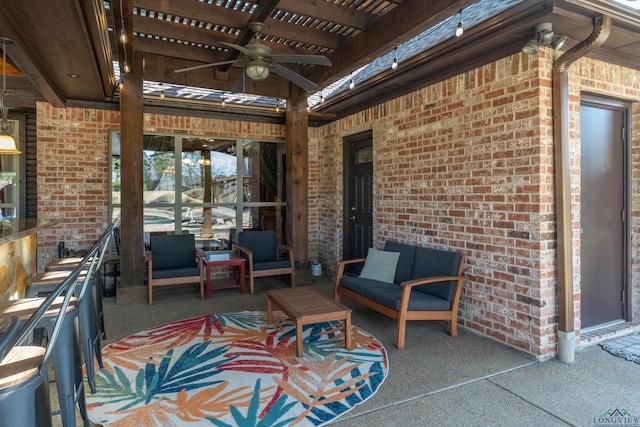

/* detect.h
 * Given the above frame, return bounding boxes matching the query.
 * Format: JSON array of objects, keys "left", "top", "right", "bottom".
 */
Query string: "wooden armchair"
[
  {"left": 235, "top": 230, "right": 295, "bottom": 294},
  {"left": 146, "top": 234, "right": 204, "bottom": 304}
]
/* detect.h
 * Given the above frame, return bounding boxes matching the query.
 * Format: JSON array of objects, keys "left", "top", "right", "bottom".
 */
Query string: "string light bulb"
[
  {"left": 320, "top": 91, "right": 324, "bottom": 104},
  {"left": 349, "top": 73, "right": 355, "bottom": 90},
  {"left": 159, "top": 84, "right": 165, "bottom": 99},
  {"left": 276, "top": 102, "right": 280, "bottom": 113},
  {"left": 118, "top": 79, "right": 123, "bottom": 91},
  {"left": 119, "top": 27, "right": 128, "bottom": 44},
  {"left": 221, "top": 96, "right": 225, "bottom": 107},
  {"left": 392, "top": 47, "right": 398, "bottom": 70},
  {"left": 123, "top": 61, "right": 131, "bottom": 74},
  {"left": 456, "top": 10, "right": 464, "bottom": 37}
]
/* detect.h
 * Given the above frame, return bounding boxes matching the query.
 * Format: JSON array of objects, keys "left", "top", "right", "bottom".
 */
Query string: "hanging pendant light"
[{"left": 0, "top": 38, "right": 20, "bottom": 155}]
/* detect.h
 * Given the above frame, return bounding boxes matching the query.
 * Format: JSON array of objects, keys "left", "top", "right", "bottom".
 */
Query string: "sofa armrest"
[
  {"left": 398, "top": 275, "right": 466, "bottom": 317},
  {"left": 334, "top": 258, "right": 366, "bottom": 299},
  {"left": 400, "top": 275, "right": 465, "bottom": 289}
]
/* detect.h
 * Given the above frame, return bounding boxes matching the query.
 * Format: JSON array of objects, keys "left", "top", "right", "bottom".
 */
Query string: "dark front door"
[
  {"left": 343, "top": 131, "right": 373, "bottom": 274},
  {"left": 580, "top": 98, "right": 628, "bottom": 329}
]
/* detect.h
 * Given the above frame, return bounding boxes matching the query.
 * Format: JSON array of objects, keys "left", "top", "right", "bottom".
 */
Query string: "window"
[
  {"left": 0, "top": 119, "right": 19, "bottom": 219},
  {"left": 109, "top": 132, "right": 287, "bottom": 251}
]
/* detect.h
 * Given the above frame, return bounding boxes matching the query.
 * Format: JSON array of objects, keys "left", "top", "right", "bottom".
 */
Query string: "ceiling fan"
[{"left": 174, "top": 22, "right": 331, "bottom": 92}]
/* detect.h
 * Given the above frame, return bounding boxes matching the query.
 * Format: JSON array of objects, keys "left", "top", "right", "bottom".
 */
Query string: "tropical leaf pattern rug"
[{"left": 86, "top": 310, "right": 388, "bottom": 426}]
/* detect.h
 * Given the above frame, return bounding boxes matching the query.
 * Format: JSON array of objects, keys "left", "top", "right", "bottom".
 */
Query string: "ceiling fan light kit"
[
  {"left": 174, "top": 21, "right": 331, "bottom": 92},
  {"left": 245, "top": 59, "right": 270, "bottom": 81}
]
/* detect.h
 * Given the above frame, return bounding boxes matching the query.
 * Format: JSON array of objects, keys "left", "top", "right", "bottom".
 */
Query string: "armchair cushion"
[
  {"left": 253, "top": 260, "right": 292, "bottom": 271},
  {"left": 151, "top": 234, "right": 198, "bottom": 270},
  {"left": 152, "top": 266, "right": 201, "bottom": 280},
  {"left": 238, "top": 231, "right": 277, "bottom": 262},
  {"left": 358, "top": 248, "right": 400, "bottom": 284}
]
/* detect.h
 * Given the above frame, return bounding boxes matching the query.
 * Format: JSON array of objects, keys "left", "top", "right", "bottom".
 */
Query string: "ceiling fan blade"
[
  {"left": 271, "top": 64, "right": 317, "bottom": 92},
  {"left": 220, "top": 42, "right": 254, "bottom": 57},
  {"left": 175, "top": 60, "right": 238, "bottom": 73},
  {"left": 231, "top": 70, "right": 248, "bottom": 93},
  {"left": 271, "top": 55, "right": 331, "bottom": 66}
]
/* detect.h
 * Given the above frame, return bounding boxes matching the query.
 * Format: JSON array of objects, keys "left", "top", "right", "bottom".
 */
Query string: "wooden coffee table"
[
  {"left": 203, "top": 253, "right": 245, "bottom": 297},
  {"left": 266, "top": 287, "right": 353, "bottom": 357}
]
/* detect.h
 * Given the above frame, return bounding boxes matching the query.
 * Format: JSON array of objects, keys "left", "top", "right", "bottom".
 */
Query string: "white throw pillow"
[{"left": 358, "top": 248, "right": 400, "bottom": 284}]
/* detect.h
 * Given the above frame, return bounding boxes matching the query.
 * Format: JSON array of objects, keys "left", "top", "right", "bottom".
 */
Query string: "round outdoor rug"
[{"left": 86, "top": 311, "right": 388, "bottom": 426}]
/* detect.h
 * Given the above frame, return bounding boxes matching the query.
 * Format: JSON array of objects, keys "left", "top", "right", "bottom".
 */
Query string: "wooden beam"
[
  {"left": 262, "top": 19, "right": 339, "bottom": 50},
  {"left": 305, "top": 0, "right": 478, "bottom": 89},
  {"left": 75, "top": 0, "right": 116, "bottom": 98},
  {"left": 136, "top": 0, "right": 246, "bottom": 28},
  {"left": 117, "top": 48, "right": 146, "bottom": 303},
  {"left": 135, "top": 36, "right": 225, "bottom": 63},
  {"left": 285, "top": 86, "right": 309, "bottom": 271},
  {"left": 0, "top": 0, "right": 66, "bottom": 106}
]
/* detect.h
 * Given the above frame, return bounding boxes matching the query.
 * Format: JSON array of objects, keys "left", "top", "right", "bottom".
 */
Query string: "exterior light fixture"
[
  {"left": 522, "top": 22, "right": 568, "bottom": 55},
  {"left": 391, "top": 47, "right": 398, "bottom": 70},
  {"left": 456, "top": 10, "right": 464, "bottom": 37},
  {"left": 0, "top": 38, "right": 20, "bottom": 154}
]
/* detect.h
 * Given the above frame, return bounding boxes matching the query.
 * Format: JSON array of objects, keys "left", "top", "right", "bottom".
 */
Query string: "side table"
[{"left": 203, "top": 253, "right": 246, "bottom": 297}]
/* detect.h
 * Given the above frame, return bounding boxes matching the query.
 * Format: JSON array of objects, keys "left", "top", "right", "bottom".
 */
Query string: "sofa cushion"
[
  {"left": 339, "top": 275, "right": 396, "bottom": 295},
  {"left": 411, "top": 247, "right": 462, "bottom": 301},
  {"left": 359, "top": 248, "right": 400, "bottom": 283},
  {"left": 238, "top": 231, "right": 277, "bottom": 263},
  {"left": 384, "top": 241, "right": 416, "bottom": 284},
  {"left": 365, "top": 287, "right": 452, "bottom": 311}
]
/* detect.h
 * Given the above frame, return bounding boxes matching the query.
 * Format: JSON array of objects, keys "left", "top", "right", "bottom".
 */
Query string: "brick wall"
[
  {"left": 310, "top": 50, "right": 640, "bottom": 358},
  {"left": 36, "top": 104, "right": 284, "bottom": 272}
]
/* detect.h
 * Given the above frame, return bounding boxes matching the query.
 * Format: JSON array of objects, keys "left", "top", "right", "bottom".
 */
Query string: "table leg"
[
  {"left": 206, "top": 264, "right": 211, "bottom": 298},
  {"left": 345, "top": 312, "right": 353, "bottom": 351},
  {"left": 267, "top": 296, "right": 273, "bottom": 324},
  {"left": 296, "top": 322, "right": 303, "bottom": 357},
  {"left": 240, "top": 263, "right": 245, "bottom": 294}
]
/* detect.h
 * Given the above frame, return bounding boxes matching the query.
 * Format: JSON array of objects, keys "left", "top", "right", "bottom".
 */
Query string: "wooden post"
[
  {"left": 117, "top": 50, "right": 146, "bottom": 304},
  {"left": 285, "top": 87, "right": 310, "bottom": 281}
]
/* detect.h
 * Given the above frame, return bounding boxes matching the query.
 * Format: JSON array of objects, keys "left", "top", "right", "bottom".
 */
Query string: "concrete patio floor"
[{"left": 79, "top": 275, "right": 640, "bottom": 426}]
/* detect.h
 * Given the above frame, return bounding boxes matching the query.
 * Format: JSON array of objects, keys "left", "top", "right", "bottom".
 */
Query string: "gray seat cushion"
[
  {"left": 365, "top": 287, "right": 452, "bottom": 311},
  {"left": 339, "top": 276, "right": 396, "bottom": 295}
]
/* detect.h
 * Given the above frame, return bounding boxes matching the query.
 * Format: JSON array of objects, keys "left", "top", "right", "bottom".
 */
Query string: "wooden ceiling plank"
[
  {"left": 134, "top": 14, "right": 236, "bottom": 47},
  {"left": 135, "top": 37, "right": 225, "bottom": 64},
  {"left": 277, "top": 0, "right": 368, "bottom": 30},
  {"left": 305, "top": 0, "right": 478, "bottom": 90},
  {"left": 263, "top": 19, "right": 340, "bottom": 50},
  {"left": 135, "top": 0, "right": 246, "bottom": 29}
]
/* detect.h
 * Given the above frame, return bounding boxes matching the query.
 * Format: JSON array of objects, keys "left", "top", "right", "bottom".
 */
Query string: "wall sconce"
[{"left": 0, "top": 38, "right": 20, "bottom": 155}]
